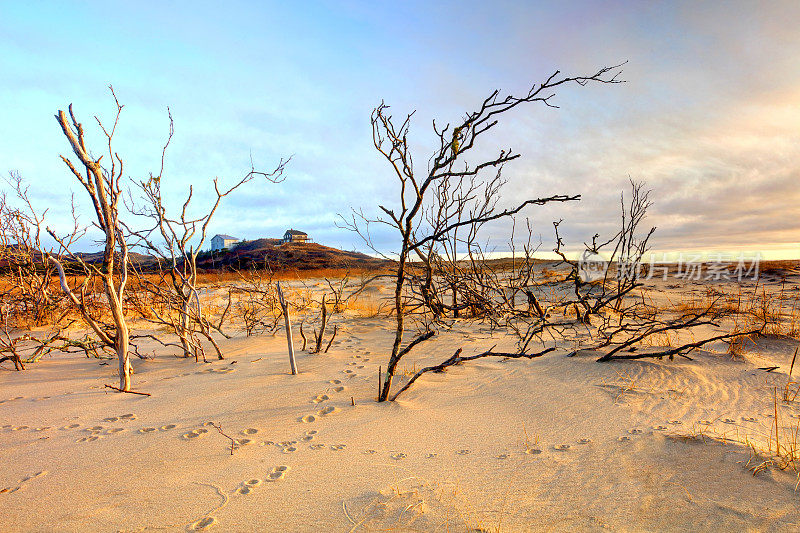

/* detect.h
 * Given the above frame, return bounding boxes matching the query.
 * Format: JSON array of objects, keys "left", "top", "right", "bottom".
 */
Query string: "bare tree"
[
  {"left": 48, "top": 88, "right": 135, "bottom": 391},
  {"left": 129, "top": 110, "right": 288, "bottom": 360},
  {"left": 342, "top": 63, "right": 626, "bottom": 401}
]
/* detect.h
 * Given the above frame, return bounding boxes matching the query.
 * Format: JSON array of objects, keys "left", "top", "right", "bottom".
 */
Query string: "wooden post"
[{"left": 277, "top": 282, "right": 297, "bottom": 375}]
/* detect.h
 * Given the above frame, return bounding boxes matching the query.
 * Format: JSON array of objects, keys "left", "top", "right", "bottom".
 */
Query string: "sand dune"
[{"left": 2, "top": 278, "right": 800, "bottom": 531}]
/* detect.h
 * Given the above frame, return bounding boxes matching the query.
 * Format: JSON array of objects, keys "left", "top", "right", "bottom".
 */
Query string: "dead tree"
[
  {"left": 129, "top": 110, "right": 288, "bottom": 360},
  {"left": 0, "top": 172, "right": 67, "bottom": 328},
  {"left": 48, "top": 89, "right": 134, "bottom": 391},
  {"left": 342, "top": 64, "right": 626, "bottom": 401},
  {"left": 551, "top": 180, "right": 766, "bottom": 362}
]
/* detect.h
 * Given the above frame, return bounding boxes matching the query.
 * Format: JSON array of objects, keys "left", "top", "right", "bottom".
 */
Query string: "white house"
[
  {"left": 211, "top": 234, "right": 239, "bottom": 251},
  {"left": 283, "top": 229, "right": 309, "bottom": 244}
]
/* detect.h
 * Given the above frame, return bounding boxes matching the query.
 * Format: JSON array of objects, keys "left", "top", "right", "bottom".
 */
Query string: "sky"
[{"left": 1, "top": 0, "right": 799, "bottom": 259}]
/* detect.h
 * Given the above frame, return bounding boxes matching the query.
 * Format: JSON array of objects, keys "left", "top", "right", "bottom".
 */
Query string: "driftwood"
[
  {"left": 390, "top": 345, "right": 556, "bottom": 401},
  {"left": 104, "top": 384, "right": 151, "bottom": 396}
]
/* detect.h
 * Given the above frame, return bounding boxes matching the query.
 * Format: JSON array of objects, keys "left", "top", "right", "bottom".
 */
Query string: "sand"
[{"left": 1, "top": 277, "right": 800, "bottom": 531}]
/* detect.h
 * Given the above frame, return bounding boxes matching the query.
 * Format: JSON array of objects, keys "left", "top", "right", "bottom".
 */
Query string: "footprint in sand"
[
  {"left": 525, "top": 448, "right": 542, "bottom": 455},
  {"left": 356, "top": 365, "right": 365, "bottom": 369},
  {"left": 160, "top": 424, "right": 177, "bottom": 431},
  {"left": 312, "top": 394, "right": 329, "bottom": 404},
  {"left": 103, "top": 417, "right": 119, "bottom": 422},
  {"left": 496, "top": 453, "right": 510, "bottom": 459},
  {"left": 236, "top": 438, "right": 254, "bottom": 447},
  {"left": 60, "top": 424, "right": 81, "bottom": 430},
  {"left": 107, "top": 428, "right": 124, "bottom": 434},
  {"left": 330, "top": 444, "right": 346, "bottom": 451},
  {"left": 426, "top": 453, "right": 438, "bottom": 458},
  {"left": 138, "top": 427, "right": 157, "bottom": 434},
  {"left": 302, "top": 430, "right": 317, "bottom": 442},
  {"left": 390, "top": 452, "right": 407, "bottom": 460},
  {"left": 299, "top": 415, "right": 316, "bottom": 423},
  {"left": 577, "top": 438, "right": 593, "bottom": 444},
  {"left": 282, "top": 445, "right": 297, "bottom": 453},
  {"left": 668, "top": 420, "right": 683, "bottom": 425},
  {"left": 183, "top": 430, "right": 204, "bottom": 440},
  {"left": 628, "top": 428, "right": 643, "bottom": 435},
  {"left": 698, "top": 420, "right": 712, "bottom": 426},
  {"left": 653, "top": 425, "right": 667, "bottom": 431},
  {"left": 12, "top": 426, "right": 30, "bottom": 431},
  {"left": 554, "top": 444, "right": 571, "bottom": 451},
  {"left": 742, "top": 416, "right": 757, "bottom": 422},
  {"left": 317, "top": 406, "right": 337, "bottom": 417},
  {"left": 190, "top": 516, "right": 216, "bottom": 530},
  {"left": 363, "top": 449, "right": 377, "bottom": 455},
  {"left": 34, "top": 427, "right": 51, "bottom": 432},
  {"left": 342, "top": 369, "right": 354, "bottom": 374},
  {"left": 722, "top": 418, "right": 736, "bottom": 424},
  {"left": 310, "top": 444, "right": 325, "bottom": 450},
  {"left": 242, "top": 428, "right": 259, "bottom": 436},
  {"left": 332, "top": 386, "right": 345, "bottom": 393},
  {"left": 328, "top": 379, "right": 341, "bottom": 385},
  {"left": 455, "top": 449, "right": 471, "bottom": 455},
  {"left": 267, "top": 465, "right": 290, "bottom": 481},
  {"left": 618, "top": 436, "right": 632, "bottom": 442}
]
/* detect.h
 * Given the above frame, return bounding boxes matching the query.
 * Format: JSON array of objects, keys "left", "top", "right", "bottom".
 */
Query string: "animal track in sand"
[
  {"left": 317, "top": 406, "right": 337, "bottom": 416},
  {"left": 183, "top": 430, "right": 205, "bottom": 440},
  {"left": 329, "top": 379, "right": 341, "bottom": 384},
  {"left": 390, "top": 452, "right": 407, "bottom": 460},
  {"left": 236, "top": 438, "right": 254, "bottom": 446},
  {"left": 455, "top": 449, "right": 471, "bottom": 455},
  {"left": 59, "top": 423, "right": 80, "bottom": 430},
  {"left": 426, "top": 453, "right": 438, "bottom": 458},
  {"left": 267, "top": 465, "right": 290, "bottom": 481},
  {"left": 742, "top": 416, "right": 757, "bottom": 422},
  {"left": 312, "top": 394, "right": 329, "bottom": 404},
  {"left": 161, "top": 424, "right": 177, "bottom": 431},
  {"left": 11, "top": 426, "right": 29, "bottom": 431},
  {"left": 138, "top": 427, "right": 157, "bottom": 433},
  {"left": 495, "top": 453, "right": 510, "bottom": 459},
  {"left": 653, "top": 425, "right": 667, "bottom": 431},
  {"left": 618, "top": 436, "right": 632, "bottom": 442},
  {"left": 698, "top": 420, "right": 712, "bottom": 425},
  {"left": 300, "top": 415, "right": 316, "bottom": 423},
  {"left": 190, "top": 516, "right": 216, "bottom": 530},
  {"left": 330, "top": 444, "right": 346, "bottom": 451},
  {"left": 667, "top": 420, "right": 683, "bottom": 425},
  {"left": 722, "top": 418, "right": 736, "bottom": 424},
  {"left": 119, "top": 413, "right": 136, "bottom": 421},
  {"left": 103, "top": 417, "right": 119, "bottom": 422},
  {"left": 363, "top": 449, "right": 376, "bottom": 455},
  {"left": 302, "top": 430, "right": 317, "bottom": 441},
  {"left": 554, "top": 444, "right": 571, "bottom": 451},
  {"left": 0, "top": 470, "right": 47, "bottom": 495},
  {"left": 525, "top": 448, "right": 542, "bottom": 455},
  {"left": 342, "top": 369, "right": 354, "bottom": 374},
  {"left": 107, "top": 428, "right": 124, "bottom": 434},
  {"left": 282, "top": 445, "right": 297, "bottom": 453},
  {"left": 332, "top": 386, "right": 345, "bottom": 392},
  {"left": 310, "top": 444, "right": 325, "bottom": 450},
  {"left": 628, "top": 428, "right": 643, "bottom": 435},
  {"left": 242, "top": 428, "right": 259, "bottom": 435},
  {"left": 577, "top": 438, "right": 593, "bottom": 444}
]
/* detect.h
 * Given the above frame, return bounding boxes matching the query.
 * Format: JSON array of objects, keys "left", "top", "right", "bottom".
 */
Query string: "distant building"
[
  {"left": 211, "top": 234, "right": 240, "bottom": 251},
  {"left": 283, "top": 229, "right": 308, "bottom": 244}
]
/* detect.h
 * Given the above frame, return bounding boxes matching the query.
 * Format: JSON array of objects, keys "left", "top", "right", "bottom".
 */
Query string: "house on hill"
[
  {"left": 283, "top": 229, "right": 308, "bottom": 244},
  {"left": 211, "top": 234, "right": 240, "bottom": 251}
]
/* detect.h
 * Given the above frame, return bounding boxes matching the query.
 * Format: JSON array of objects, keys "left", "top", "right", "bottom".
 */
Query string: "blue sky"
[{"left": 1, "top": 0, "right": 799, "bottom": 258}]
